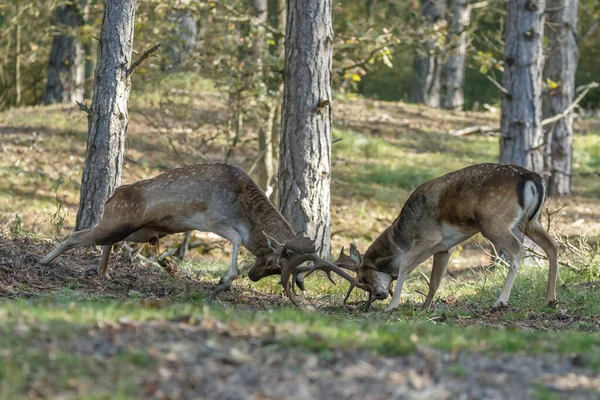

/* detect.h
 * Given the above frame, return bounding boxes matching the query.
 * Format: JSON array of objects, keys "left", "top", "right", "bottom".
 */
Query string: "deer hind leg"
[
  {"left": 422, "top": 248, "right": 453, "bottom": 310},
  {"left": 98, "top": 245, "right": 113, "bottom": 279},
  {"left": 386, "top": 238, "right": 439, "bottom": 312},
  {"left": 40, "top": 228, "right": 99, "bottom": 265},
  {"left": 207, "top": 222, "right": 242, "bottom": 301},
  {"left": 524, "top": 221, "right": 559, "bottom": 305},
  {"left": 482, "top": 228, "right": 524, "bottom": 307}
]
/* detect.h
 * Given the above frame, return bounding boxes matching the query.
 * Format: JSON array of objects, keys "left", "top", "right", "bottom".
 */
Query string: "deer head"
[{"left": 247, "top": 233, "right": 316, "bottom": 283}]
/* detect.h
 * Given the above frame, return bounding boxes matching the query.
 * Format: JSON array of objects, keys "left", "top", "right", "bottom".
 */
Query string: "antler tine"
[
  {"left": 279, "top": 252, "right": 318, "bottom": 305},
  {"left": 279, "top": 251, "right": 372, "bottom": 307},
  {"left": 302, "top": 256, "right": 372, "bottom": 305}
]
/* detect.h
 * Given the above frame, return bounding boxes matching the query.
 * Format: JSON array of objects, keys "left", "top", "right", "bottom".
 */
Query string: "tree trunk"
[
  {"left": 163, "top": 3, "right": 197, "bottom": 70},
  {"left": 411, "top": 0, "right": 446, "bottom": 108},
  {"left": 276, "top": 0, "right": 286, "bottom": 60},
  {"left": 266, "top": 0, "right": 286, "bottom": 203},
  {"left": 442, "top": 0, "right": 470, "bottom": 110},
  {"left": 42, "top": 1, "right": 86, "bottom": 105},
  {"left": 253, "top": 0, "right": 274, "bottom": 197},
  {"left": 543, "top": 0, "right": 578, "bottom": 195},
  {"left": 15, "top": 3, "right": 21, "bottom": 106},
  {"left": 75, "top": 0, "right": 137, "bottom": 230},
  {"left": 278, "top": 0, "right": 332, "bottom": 258},
  {"left": 499, "top": 0, "right": 546, "bottom": 173}
]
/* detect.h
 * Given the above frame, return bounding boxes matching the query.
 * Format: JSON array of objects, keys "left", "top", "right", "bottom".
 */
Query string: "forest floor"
[{"left": 1, "top": 72, "right": 600, "bottom": 399}]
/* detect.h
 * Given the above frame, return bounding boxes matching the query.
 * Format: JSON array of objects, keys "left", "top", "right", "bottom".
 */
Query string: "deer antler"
[{"left": 279, "top": 246, "right": 373, "bottom": 308}]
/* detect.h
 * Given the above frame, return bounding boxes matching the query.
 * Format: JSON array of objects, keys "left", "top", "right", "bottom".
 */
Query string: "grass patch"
[{"left": 2, "top": 296, "right": 600, "bottom": 363}]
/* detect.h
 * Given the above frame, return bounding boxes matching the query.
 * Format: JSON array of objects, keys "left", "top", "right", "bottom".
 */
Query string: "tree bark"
[
  {"left": 499, "top": 0, "right": 546, "bottom": 173},
  {"left": 276, "top": 0, "right": 286, "bottom": 60},
  {"left": 278, "top": 0, "right": 332, "bottom": 257},
  {"left": 163, "top": 1, "right": 197, "bottom": 70},
  {"left": 42, "top": 1, "right": 86, "bottom": 105},
  {"left": 253, "top": 0, "right": 275, "bottom": 197},
  {"left": 75, "top": 0, "right": 137, "bottom": 230},
  {"left": 15, "top": 3, "right": 21, "bottom": 106},
  {"left": 411, "top": 0, "right": 446, "bottom": 108},
  {"left": 543, "top": 0, "right": 578, "bottom": 195},
  {"left": 442, "top": 0, "right": 470, "bottom": 110}
]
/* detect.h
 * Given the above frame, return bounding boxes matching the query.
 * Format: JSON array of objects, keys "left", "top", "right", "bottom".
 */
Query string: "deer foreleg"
[{"left": 208, "top": 224, "right": 242, "bottom": 301}]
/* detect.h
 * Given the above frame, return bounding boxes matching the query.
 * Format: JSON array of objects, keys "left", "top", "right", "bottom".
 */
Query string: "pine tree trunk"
[
  {"left": 253, "top": 0, "right": 274, "bottom": 197},
  {"left": 164, "top": 3, "right": 197, "bottom": 70},
  {"left": 276, "top": 0, "right": 286, "bottom": 60},
  {"left": 75, "top": 0, "right": 137, "bottom": 230},
  {"left": 499, "top": 0, "right": 546, "bottom": 173},
  {"left": 15, "top": 4, "right": 21, "bottom": 106},
  {"left": 278, "top": 0, "right": 332, "bottom": 257},
  {"left": 442, "top": 0, "right": 470, "bottom": 110},
  {"left": 411, "top": 0, "right": 446, "bottom": 108},
  {"left": 42, "top": 1, "right": 86, "bottom": 105},
  {"left": 543, "top": 0, "right": 578, "bottom": 195}
]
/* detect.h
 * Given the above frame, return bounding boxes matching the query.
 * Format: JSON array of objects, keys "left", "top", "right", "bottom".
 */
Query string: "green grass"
[{"left": 2, "top": 292, "right": 600, "bottom": 399}]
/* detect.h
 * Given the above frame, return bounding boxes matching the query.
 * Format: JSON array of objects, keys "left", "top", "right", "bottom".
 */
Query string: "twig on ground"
[{"left": 450, "top": 125, "right": 499, "bottom": 137}]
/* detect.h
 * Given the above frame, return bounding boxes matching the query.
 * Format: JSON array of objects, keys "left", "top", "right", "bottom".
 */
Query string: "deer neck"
[
  {"left": 364, "top": 225, "right": 410, "bottom": 277},
  {"left": 240, "top": 184, "right": 295, "bottom": 257}
]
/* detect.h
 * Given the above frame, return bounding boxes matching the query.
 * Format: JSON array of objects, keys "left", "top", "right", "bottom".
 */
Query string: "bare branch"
[
  {"left": 486, "top": 75, "right": 510, "bottom": 95},
  {"left": 578, "top": 17, "right": 600, "bottom": 44},
  {"left": 541, "top": 82, "right": 599, "bottom": 127},
  {"left": 75, "top": 101, "right": 92, "bottom": 115},
  {"left": 127, "top": 43, "right": 160, "bottom": 77}
]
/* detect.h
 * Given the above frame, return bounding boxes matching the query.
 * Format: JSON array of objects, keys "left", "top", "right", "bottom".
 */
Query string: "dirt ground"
[
  {"left": 23, "top": 316, "right": 600, "bottom": 400},
  {"left": 2, "top": 236, "right": 600, "bottom": 399}
]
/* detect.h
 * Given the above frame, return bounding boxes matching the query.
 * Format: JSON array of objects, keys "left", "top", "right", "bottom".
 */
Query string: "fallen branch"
[
  {"left": 127, "top": 43, "right": 160, "bottom": 77},
  {"left": 541, "top": 81, "right": 599, "bottom": 127},
  {"left": 449, "top": 125, "right": 499, "bottom": 137}
]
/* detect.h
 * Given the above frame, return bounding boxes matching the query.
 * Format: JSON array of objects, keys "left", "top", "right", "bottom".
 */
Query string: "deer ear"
[
  {"left": 349, "top": 243, "right": 362, "bottom": 264},
  {"left": 263, "top": 231, "right": 284, "bottom": 252}
]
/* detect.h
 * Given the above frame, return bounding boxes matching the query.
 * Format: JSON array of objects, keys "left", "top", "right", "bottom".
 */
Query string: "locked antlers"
[{"left": 268, "top": 237, "right": 373, "bottom": 307}]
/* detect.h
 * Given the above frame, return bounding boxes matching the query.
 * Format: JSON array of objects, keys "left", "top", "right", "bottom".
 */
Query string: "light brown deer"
[
  {"left": 291, "top": 163, "right": 559, "bottom": 311},
  {"left": 40, "top": 163, "right": 328, "bottom": 300}
]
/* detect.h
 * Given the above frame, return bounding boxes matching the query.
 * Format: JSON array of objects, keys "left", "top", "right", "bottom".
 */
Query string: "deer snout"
[
  {"left": 247, "top": 269, "right": 261, "bottom": 282},
  {"left": 374, "top": 290, "right": 389, "bottom": 301},
  {"left": 248, "top": 260, "right": 281, "bottom": 282}
]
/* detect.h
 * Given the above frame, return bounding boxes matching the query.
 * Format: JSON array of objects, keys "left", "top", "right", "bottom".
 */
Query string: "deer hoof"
[
  {"left": 490, "top": 302, "right": 508, "bottom": 313},
  {"left": 547, "top": 299, "right": 559, "bottom": 308},
  {"left": 98, "top": 271, "right": 111, "bottom": 280}
]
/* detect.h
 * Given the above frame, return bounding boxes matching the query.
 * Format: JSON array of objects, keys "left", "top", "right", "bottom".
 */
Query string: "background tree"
[
  {"left": 411, "top": 0, "right": 447, "bottom": 108},
  {"left": 42, "top": 0, "right": 86, "bottom": 104},
  {"left": 499, "top": 0, "right": 546, "bottom": 172},
  {"left": 278, "top": 0, "right": 333, "bottom": 257},
  {"left": 252, "top": 0, "right": 275, "bottom": 197},
  {"left": 442, "top": 0, "right": 470, "bottom": 110},
  {"left": 75, "top": 0, "right": 138, "bottom": 230},
  {"left": 543, "top": 0, "right": 579, "bottom": 195}
]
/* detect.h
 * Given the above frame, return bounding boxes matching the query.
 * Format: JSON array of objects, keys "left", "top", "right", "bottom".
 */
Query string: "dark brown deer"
[
  {"left": 40, "top": 163, "right": 328, "bottom": 300},
  {"left": 288, "top": 163, "right": 559, "bottom": 311}
]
